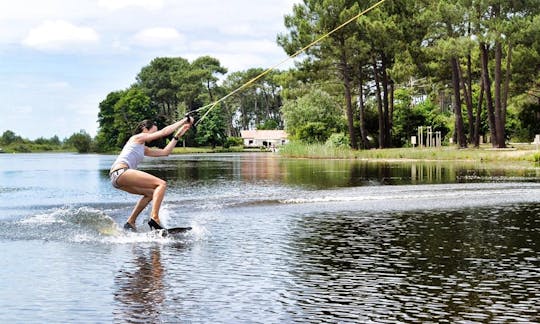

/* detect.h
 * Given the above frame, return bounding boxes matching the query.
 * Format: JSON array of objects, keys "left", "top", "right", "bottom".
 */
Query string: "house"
[{"left": 240, "top": 130, "right": 288, "bottom": 148}]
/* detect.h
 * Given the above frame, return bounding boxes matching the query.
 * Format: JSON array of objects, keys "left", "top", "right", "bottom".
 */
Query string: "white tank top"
[{"left": 112, "top": 142, "right": 145, "bottom": 169}]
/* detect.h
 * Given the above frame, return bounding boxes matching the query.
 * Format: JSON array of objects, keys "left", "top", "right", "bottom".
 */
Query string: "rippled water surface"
[{"left": 0, "top": 153, "right": 539, "bottom": 322}]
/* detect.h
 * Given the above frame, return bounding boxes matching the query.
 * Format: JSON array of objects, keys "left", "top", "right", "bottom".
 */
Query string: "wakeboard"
[
  {"left": 166, "top": 226, "right": 192, "bottom": 235},
  {"left": 154, "top": 226, "right": 192, "bottom": 237}
]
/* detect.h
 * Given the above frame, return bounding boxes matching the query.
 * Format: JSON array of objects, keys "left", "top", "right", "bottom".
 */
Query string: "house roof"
[{"left": 240, "top": 130, "right": 288, "bottom": 140}]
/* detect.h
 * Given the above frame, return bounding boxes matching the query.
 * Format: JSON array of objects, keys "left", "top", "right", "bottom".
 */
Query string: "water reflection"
[
  {"left": 114, "top": 246, "right": 165, "bottom": 323},
  {"left": 123, "top": 154, "right": 540, "bottom": 190},
  {"left": 290, "top": 159, "right": 540, "bottom": 187}
]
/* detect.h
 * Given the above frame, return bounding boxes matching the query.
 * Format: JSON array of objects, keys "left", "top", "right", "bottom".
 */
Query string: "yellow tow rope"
[{"left": 193, "top": 0, "right": 387, "bottom": 126}]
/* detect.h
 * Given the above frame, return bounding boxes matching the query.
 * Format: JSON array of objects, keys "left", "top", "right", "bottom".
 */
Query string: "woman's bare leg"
[
  {"left": 126, "top": 195, "right": 152, "bottom": 227},
  {"left": 116, "top": 169, "right": 168, "bottom": 226},
  {"left": 150, "top": 180, "right": 167, "bottom": 223}
]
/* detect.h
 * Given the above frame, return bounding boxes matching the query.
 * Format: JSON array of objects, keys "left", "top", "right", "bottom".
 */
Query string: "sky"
[{"left": 0, "top": 0, "right": 299, "bottom": 140}]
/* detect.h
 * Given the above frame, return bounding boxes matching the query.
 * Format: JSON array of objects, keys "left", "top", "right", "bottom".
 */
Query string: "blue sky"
[{"left": 0, "top": 0, "right": 298, "bottom": 140}]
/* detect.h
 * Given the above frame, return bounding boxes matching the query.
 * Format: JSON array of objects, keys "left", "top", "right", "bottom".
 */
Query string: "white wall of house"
[{"left": 241, "top": 130, "right": 288, "bottom": 148}]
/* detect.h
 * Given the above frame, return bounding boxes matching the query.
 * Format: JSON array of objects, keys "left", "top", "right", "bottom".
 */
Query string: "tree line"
[
  {"left": 95, "top": 0, "right": 539, "bottom": 151},
  {"left": 278, "top": 0, "right": 540, "bottom": 149},
  {"left": 0, "top": 130, "right": 93, "bottom": 153},
  {"left": 95, "top": 57, "right": 283, "bottom": 152}
]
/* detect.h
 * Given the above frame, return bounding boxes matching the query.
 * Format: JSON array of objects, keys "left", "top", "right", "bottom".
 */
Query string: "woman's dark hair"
[{"left": 133, "top": 119, "right": 156, "bottom": 134}]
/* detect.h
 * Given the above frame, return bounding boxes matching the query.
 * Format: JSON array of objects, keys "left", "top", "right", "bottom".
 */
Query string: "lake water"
[{"left": 0, "top": 152, "right": 539, "bottom": 322}]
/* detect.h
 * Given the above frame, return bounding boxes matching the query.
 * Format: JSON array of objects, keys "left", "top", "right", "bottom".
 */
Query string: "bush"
[
  {"left": 13, "top": 144, "right": 31, "bottom": 153},
  {"left": 297, "top": 122, "right": 329, "bottom": 143},
  {"left": 0, "top": 130, "right": 23, "bottom": 145},
  {"left": 67, "top": 131, "right": 93, "bottom": 153},
  {"left": 282, "top": 89, "right": 343, "bottom": 140},
  {"left": 534, "top": 152, "right": 540, "bottom": 163},
  {"left": 224, "top": 136, "right": 243, "bottom": 148},
  {"left": 325, "top": 133, "right": 350, "bottom": 148},
  {"left": 257, "top": 119, "right": 279, "bottom": 130}
]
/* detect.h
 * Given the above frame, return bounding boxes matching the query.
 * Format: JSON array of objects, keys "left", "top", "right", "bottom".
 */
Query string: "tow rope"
[{"left": 190, "top": 0, "right": 387, "bottom": 126}]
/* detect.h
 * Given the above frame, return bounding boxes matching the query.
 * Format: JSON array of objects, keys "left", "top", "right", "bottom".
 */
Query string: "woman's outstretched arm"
[{"left": 145, "top": 123, "right": 192, "bottom": 157}]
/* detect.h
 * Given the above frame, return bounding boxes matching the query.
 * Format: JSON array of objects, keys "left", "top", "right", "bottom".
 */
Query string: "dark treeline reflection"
[{"left": 106, "top": 155, "right": 540, "bottom": 189}]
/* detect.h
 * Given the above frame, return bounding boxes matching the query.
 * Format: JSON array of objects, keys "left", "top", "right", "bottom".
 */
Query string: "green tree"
[
  {"left": 279, "top": 0, "right": 421, "bottom": 149},
  {"left": 282, "top": 89, "right": 343, "bottom": 142},
  {"left": 420, "top": 1, "right": 470, "bottom": 148},
  {"left": 96, "top": 91, "right": 123, "bottom": 151},
  {"left": 92, "top": 1, "right": 540, "bottom": 151},
  {"left": 0, "top": 130, "right": 22, "bottom": 145},
  {"left": 113, "top": 88, "right": 152, "bottom": 146},
  {"left": 257, "top": 119, "right": 279, "bottom": 130},
  {"left": 34, "top": 135, "right": 61, "bottom": 147},
  {"left": 357, "top": 2, "right": 409, "bottom": 148},
  {"left": 279, "top": 0, "right": 360, "bottom": 148},
  {"left": 511, "top": 14, "right": 540, "bottom": 95},
  {"left": 136, "top": 57, "right": 190, "bottom": 120},
  {"left": 195, "top": 104, "right": 227, "bottom": 148},
  {"left": 67, "top": 130, "right": 93, "bottom": 153},
  {"left": 297, "top": 122, "right": 330, "bottom": 143},
  {"left": 222, "top": 69, "right": 283, "bottom": 135},
  {"left": 191, "top": 56, "right": 227, "bottom": 102},
  {"left": 136, "top": 55, "right": 227, "bottom": 120},
  {"left": 392, "top": 89, "right": 427, "bottom": 146},
  {"left": 514, "top": 101, "right": 540, "bottom": 140}
]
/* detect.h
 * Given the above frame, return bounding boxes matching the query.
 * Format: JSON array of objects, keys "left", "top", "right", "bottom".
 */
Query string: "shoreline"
[
  {"left": 3, "top": 145, "right": 540, "bottom": 169},
  {"left": 278, "top": 142, "right": 540, "bottom": 164}
]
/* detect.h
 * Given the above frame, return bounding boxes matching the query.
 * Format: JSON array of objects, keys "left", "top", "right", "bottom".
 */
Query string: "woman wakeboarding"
[{"left": 109, "top": 116, "right": 193, "bottom": 232}]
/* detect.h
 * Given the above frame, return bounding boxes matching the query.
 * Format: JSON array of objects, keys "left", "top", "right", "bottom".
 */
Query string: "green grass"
[
  {"left": 0, "top": 143, "right": 75, "bottom": 153},
  {"left": 278, "top": 141, "right": 355, "bottom": 159},
  {"left": 279, "top": 142, "right": 540, "bottom": 164},
  {"left": 5, "top": 140, "right": 537, "bottom": 166},
  {"left": 171, "top": 146, "right": 245, "bottom": 154},
  {"left": 0, "top": 144, "right": 246, "bottom": 155}
]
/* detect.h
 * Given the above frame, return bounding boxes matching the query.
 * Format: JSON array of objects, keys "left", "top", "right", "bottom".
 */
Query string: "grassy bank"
[
  {"left": 0, "top": 144, "right": 75, "bottom": 153},
  {"left": 171, "top": 146, "right": 245, "bottom": 154},
  {"left": 0, "top": 145, "right": 246, "bottom": 154},
  {"left": 5, "top": 141, "right": 538, "bottom": 165},
  {"left": 279, "top": 142, "right": 540, "bottom": 164}
]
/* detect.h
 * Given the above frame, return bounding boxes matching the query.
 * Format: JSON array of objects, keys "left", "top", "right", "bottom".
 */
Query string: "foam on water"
[
  {"left": 18, "top": 212, "right": 63, "bottom": 225},
  {"left": 1, "top": 206, "right": 205, "bottom": 245},
  {"left": 3, "top": 182, "right": 540, "bottom": 244}
]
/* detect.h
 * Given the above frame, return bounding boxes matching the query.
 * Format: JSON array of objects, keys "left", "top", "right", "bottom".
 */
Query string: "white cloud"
[
  {"left": 216, "top": 53, "right": 270, "bottom": 73},
  {"left": 98, "top": 0, "right": 164, "bottom": 11},
  {"left": 22, "top": 20, "right": 99, "bottom": 51},
  {"left": 189, "top": 39, "right": 287, "bottom": 66},
  {"left": 0, "top": 0, "right": 300, "bottom": 139},
  {"left": 132, "top": 27, "right": 185, "bottom": 48}
]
